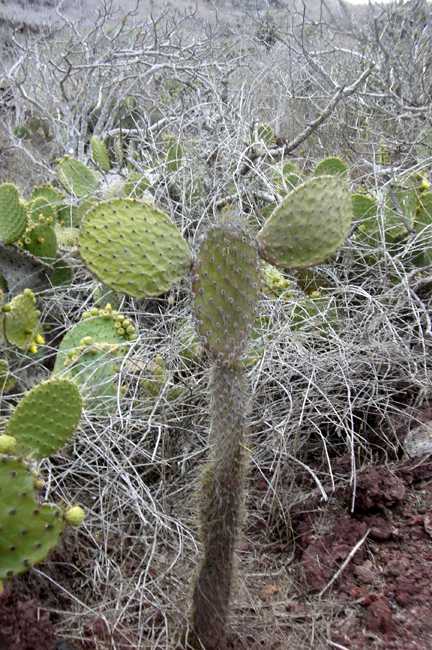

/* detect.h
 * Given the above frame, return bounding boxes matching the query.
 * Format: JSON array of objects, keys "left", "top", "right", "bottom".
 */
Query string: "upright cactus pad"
[
  {"left": 90, "top": 135, "right": 110, "bottom": 172},
  {"left": 57, "top": 156, "right": 99, "bottom": 198},
  {"left": 28, "top": 196, "right": 54, "bottom": 222},
  {"left": 78, "top": 199, "right": 192, "bottom": 297},
  {"left": 20, "top": 221, "right": 57, "bottom": 261},
  {"left": 191, "top": 224, "right": 261, "bottom": 363},
  {"left": 2, "top": 290, "right": 41, "bottom": 349},
  {"left": 256, "top": 176, "right": 352, "bottom": 269},
  {"left": 4, "top": 379, "right": 82, "bottom": 457},
  {"left": 0, "top": 183, "right": 27, "bottom": 245},
  {"left": 312, "top": 157, "right": 348, "bottom": 178},
  {"left": 0, "top": 457, "right": 65, "bottom": 580},
  {"left": 31, "top": 184, "right": 68, "bottom": 224}
]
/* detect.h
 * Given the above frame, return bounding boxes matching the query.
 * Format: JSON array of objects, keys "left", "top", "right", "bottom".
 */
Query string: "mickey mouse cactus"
[{"left": 76, "top": 175, "right": 352, "bottom": 649}]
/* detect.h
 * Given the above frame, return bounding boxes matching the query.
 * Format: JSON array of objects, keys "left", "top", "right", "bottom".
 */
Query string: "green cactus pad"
[
  {"left": 13, "top": 126, "right": 31, "bottom": 140},
  {"left": 27, "top": 196, "right": 54, "bottom": 222},
  {"left": 31, "top": 184, "right": 65, "bottom": 205},
  {"left": 4, "top": 379, "right": 82, "bottom": 457},
  {"left": 256, "top": 176, "right": 352, "bottom": 269},
  {"left": 78, "top": 199, "right": 192, "bottom": 298},
  {"left": 256, "top": 123, "right": 274, "bottom": 146},
  {"left": 31, "top": 184, "right": 68, "bottom": 224},
  {"left": 0, "top": 457, "right": 65, "bottom": 579},
  {"left": 53, "top": 312, "right": 132, "bottom": 413},
  {"left": 20, "top": 223, "right": 57, "bottom": 261},
  {"left": 0, "top": 183, "right": 27, "bottom": 245},
  {"left": 271, "top": 162, "right": 304, "bottom": 195},
  {"left": 352, "top": 194, "right": 378, "bottom": 222},
  {"left": 2, "top": 290, "right": 40, "bottom": 349},
  {"left": 312, "top": 157, "right": 348, "bottom": 178},
  {"left": 191, "top": 224, "right": 261, "bottom": 363},
  {"left": 90, "top": 136, "right": 110, "bottom": 172},
  {"left": 417, "top": 192, "right": 432, "bottom": 231},
  {"left": 57, "top": 157, "right": 99, "bottom": 198},
  {"left": 28, "top": 116, "right": 41, "bottom": 132},
  {"left": 124, "top": 173, "right": 151, "bottom": 199},
  {"left": 165, "top": 136, "right": 183, "bottom": 172}
]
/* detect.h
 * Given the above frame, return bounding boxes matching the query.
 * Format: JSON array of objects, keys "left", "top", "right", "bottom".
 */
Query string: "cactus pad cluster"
[{"left": 0, "top": 378, "right": 84, "bottom": 582}]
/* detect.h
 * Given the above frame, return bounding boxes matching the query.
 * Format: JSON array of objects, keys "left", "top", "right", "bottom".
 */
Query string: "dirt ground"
[{"left": 2, "top": 443, "right": 432, "bottom": 650}]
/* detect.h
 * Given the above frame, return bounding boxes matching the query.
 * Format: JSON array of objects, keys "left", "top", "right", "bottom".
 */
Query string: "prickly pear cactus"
[
  {"left": 4, "top": 378, "right": 82, "bottom": 457},
  {"left": 256, "top": 122, "right": 274, "bottom": 146},
  {"left": 57, "top": 156, "right": 99, "bottom": 198},
  {"left": 0, "top": 183, "right": 27, "bottom": 245},
  {"left": 0, "top": 457, "right": 66, "bottom": 580},
  {"left": 191, "top": 224, "right": 261, "bottom": 363},
  {"left": 31, "top": 184, "right": 68, "bottom": 224},
  {"left": 257, "top": 175, "right": 352, "bottom": 269},
  {"left": 77, "top": 199, "right": 192, "bottom": 297},
  {"left": 190, "top": 364, "right": 247, "bottom": 650},
  {"left": 75, "top": 187, "right": 354, "bottom": 650},
  {"left": 53, "top": 307, "right": 135, "bottom": 413},
  {"left": 0, "top": 456, "right": 84, "bottom": 581},
  {"left": 1, "top": 289, "right": 42, "bottom": 350},
  {"left": 19, "top": 218, "right": 57, "bottom": 261},
  {"left": 28, "top": 196, "right": 54, "bottom": 222},
  {"left": 91, "top": 135, "right": 110, "bottom": 172},
  {"left": 312, "top": 157, "right": 348, "bottom": 178}
]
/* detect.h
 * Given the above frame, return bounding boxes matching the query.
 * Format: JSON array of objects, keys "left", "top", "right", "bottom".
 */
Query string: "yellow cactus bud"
[{"left": 64, "top": 506, "right": 85, "bottom": 526}]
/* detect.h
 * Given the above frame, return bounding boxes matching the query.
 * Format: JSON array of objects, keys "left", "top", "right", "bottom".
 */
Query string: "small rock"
[
  {"left": 351, "top": 467, "right": 405, "bottom": 512},
  {"left": 364, "top": 598, "right": 395, "bottom": 635},
  {"left": 404, "top": 422, "right": 432, "bottom": 458},
  {"left": 363, "top": 516, "right": 393, "bottom": 540}
]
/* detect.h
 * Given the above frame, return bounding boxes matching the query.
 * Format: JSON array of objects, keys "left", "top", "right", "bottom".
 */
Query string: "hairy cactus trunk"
[{"left": 191, "top": 362, "right": 247, "bottom": 649}]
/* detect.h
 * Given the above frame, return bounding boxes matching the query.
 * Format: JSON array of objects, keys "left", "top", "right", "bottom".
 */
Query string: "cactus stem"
[{"left": 191, "top": 362, "right": 247, "bottom": 650}]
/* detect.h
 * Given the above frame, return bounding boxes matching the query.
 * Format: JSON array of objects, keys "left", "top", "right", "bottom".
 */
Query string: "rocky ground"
[{"left": 3, "top": 446, "right": 432, "bottom": 650}]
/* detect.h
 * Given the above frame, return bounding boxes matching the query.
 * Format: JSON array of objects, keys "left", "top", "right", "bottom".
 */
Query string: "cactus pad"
[
  {"left": 4, "top": 379, "right": 82, "bottom": 457},
  {"left": 28, "top": 196, "right": 54, "bottom": 222},
  {"left": 2, "top": 290, "right": 41, "bottom": 349},
  {"left": 91, "top": 136, "right": 110, "bottom": 172},
  {"left": 191, "top": 224, "right": 261, "bottom": 363},
  {"left": 0, "top": 457, "right": 65, "bottom": 579},
  {"left": 20, "top": 222, "right": 57, "bottom": 261},
  {"left": 78, "top": 199, "right": 192, "bottom": 297},
  {"left": 53, "top": 310, "right": 133, "bottom": 413},
  {"left": 312, "top": 157, "right": 348, "bottom": 178},
  {"left": 256, "top": 176, "right": 352, "bottom": 269},
  {"left": 31, "top": 184, "right": 68, "bottom": 224},
  {"left": 57, "top": 156, "right": 99, "bottom": 198},
  {"left": 0, "top": 183, "right": 27, "bottom": 245}
]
